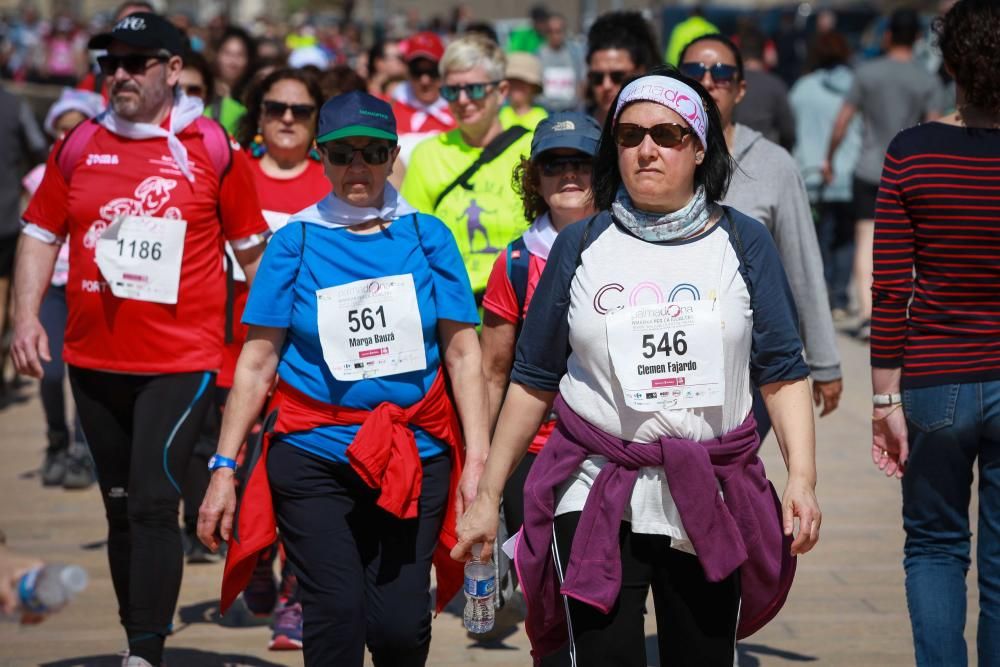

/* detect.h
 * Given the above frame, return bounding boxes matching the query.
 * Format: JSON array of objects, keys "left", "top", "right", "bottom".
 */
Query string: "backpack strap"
[
  {"left": 54, "top": 119, "right": 101, "bottom": 183},
  {"left": 505, "top": 236, "right": 530, "bottom": 323},
  {"left": 193, "top": 116, "right": 233, "bottom": 179},
  {"left": 432, "top": 126, "right": 528, "bottom": 211}
]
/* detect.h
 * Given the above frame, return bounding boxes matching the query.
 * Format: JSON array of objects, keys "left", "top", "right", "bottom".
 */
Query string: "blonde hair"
[{"left": 439, "top": 34, "right": 506, "bottom": 81}]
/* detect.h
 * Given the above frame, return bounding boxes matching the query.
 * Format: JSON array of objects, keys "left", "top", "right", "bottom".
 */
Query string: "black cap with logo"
[{"left": 88, "top": 12, "right": 185, "bottom": 56}]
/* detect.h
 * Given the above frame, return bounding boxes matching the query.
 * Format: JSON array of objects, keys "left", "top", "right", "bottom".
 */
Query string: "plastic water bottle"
[
  {"left": 9, "top": 564, "right": 88, "bottom": 620},
  {"left": 463, "top": 544, "right": 495, "bottom": 634}
]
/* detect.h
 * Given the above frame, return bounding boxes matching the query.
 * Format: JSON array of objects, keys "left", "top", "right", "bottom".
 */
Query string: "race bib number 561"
[
  {"left": 316, "top": 274, "right": 427, "bottom": 381},
  {"left": 606, "top": 300, "right": 725, "bottom": 412}
]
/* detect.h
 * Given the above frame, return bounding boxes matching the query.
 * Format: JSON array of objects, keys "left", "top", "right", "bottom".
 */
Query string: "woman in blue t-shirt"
[{"left": 197, "top": 91, "right": 489, "bottom": 667}]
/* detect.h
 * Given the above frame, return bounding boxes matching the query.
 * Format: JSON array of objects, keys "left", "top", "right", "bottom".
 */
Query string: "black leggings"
[
  {"left": 69, "top": 367, "right": 214, "bottom": 664},
  {"left": 267, "top": 441, "right": 450, "bottom": 667},
  {"left": 552, "top": 512, "right": 740, "bottom": 667}
]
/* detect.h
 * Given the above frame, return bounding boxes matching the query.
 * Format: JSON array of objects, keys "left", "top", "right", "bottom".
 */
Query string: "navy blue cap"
[
  {"left": 88, "top": 13, "right": 185, "bottom": 56},
  {"left": 530, "top": 112, "right": 602, "bottom": 160},
  {"left": 316, "top": 91, "right": 397, "bottom": 144}
]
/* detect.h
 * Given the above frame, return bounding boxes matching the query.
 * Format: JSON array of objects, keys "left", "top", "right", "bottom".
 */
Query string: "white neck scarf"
[
  {"left": 97, "top": 91, "right": 205, "bottom": 182},
  {"left": 291, "top": 183, "right": 419, "bottom": 229},
  {"left": 392, "top": 82, "right": 453, "bottom": 132},
  {"left": 522, "top": 213, "right": 559, "bottom": 260}
]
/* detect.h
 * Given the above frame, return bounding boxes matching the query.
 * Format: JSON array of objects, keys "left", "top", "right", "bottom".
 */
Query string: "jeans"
[
  {"left": 814, "top": 201, "right": 855, "bottom": 311},
  {"left": 901, "top": 381, "right": 1000, "bottom": 666}
]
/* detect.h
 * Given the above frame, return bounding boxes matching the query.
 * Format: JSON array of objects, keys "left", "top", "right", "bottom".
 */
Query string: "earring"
[
  {"left": 308, "top": 141, "right": 321, "bottom": 162},
  {"left": 250, "top": 129, "right": 266, "bottom": 158}
]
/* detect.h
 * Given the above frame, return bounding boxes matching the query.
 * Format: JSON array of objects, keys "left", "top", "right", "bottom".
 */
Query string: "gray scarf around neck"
[{"left": 612, "top": 185, "right": 712, "bottom": 242}]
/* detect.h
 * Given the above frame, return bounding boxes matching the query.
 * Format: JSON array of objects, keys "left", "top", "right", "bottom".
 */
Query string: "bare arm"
[
  {"left": 197, "top": 325, "right": 284, "bottom": 551},
  {"left": 439, "top": 319, "right": 490, "bottom": 516},
  {"left": 233, "top": 243, "right": 265, "bottom": 285},
  {"left": 871, "top": 366, "right": 906, "bottom": 478},
  {"left": 480, "top": 311, "right": 517, "bottom": 434},
  {"left": 761, "top": 377, "right": 820, "bottom": 555},
  {"left": 825, "top": 102, "right": 857, "bottom": 169},
  {"left": 452, "top": 382, "right": 555, "bottom": 562},
  {"left": 10, "top": 235, "right": 60, "bottom": 378}
]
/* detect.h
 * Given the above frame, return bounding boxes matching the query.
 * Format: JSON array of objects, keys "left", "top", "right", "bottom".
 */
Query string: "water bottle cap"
[{"left": 59, "top": 565, "right": 89, "bottom": 595}]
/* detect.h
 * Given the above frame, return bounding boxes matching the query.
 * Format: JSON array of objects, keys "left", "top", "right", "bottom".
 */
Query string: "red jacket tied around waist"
[{"left": 220, "top": 370, "right": 465, "bottom": 614}]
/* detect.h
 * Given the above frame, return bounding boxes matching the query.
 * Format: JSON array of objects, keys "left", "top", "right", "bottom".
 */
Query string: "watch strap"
[
  {"left": 872, "top": 392, "right": 902, "bottom": 406},
  {"left": 208, "top": 454, "right": 237, "bottom": 471}
]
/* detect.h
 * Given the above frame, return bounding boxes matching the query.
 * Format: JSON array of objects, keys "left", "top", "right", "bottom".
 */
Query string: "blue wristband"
[{"left": 207, "top": 454, "right": 237, "bottom": 472}]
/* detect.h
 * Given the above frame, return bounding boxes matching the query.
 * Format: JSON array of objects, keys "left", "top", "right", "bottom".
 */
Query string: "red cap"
[{"left": 402, "top": 31, "right": 444, "bottom": 63}]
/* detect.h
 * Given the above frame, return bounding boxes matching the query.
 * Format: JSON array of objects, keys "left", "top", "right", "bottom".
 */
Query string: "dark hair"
[
  {"left": 888, "top": 8, "right": 920, "bottom": 47},
  {"left": 807, "top": 31, "right": 851, "bottom": 71},
  {"left": 181, "top": 50, "right": 215, "bottom": 102},
  {"left": 113, "top": 1, "right": 153, "bottom": 21},
  {"left": 736, "top": 27, "right": 767, "bottom": 61},
  {"left": 586, "top": 11, "right": 661, "bottom": 73},
  {"left": 318, "top": 65, "right": 368, "bottom": 101},
  {"left": 512, "top": 157, "right": 547, "bottom": 221},
  {"left": 236, "top": 68, "right": 325, "bottom": 148},
  {"left": 591, "top": 65, "right": 734, "bottom": 210},
  {"left": 935, "top": 0, "right": 1000, "bottom": 115},
  {"left": 215, "top": 26, "right": 258, "bottom": 101},
  {"left": 465, "top": 22, "right": 500, "bottom": 45},
  {"left": 678, "top": 33, "right": 745, "bottom": 81}
]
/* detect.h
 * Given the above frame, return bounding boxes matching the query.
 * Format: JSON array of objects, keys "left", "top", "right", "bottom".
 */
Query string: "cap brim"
[
  {"left": 405, "top": 51, "right": 440, "bottom": 63},
  {"left": 317, "top": 126, "right": 398, "bottom": 143},
  {"left": 531, "top": 135, "right": 599, "bottom": 159}
]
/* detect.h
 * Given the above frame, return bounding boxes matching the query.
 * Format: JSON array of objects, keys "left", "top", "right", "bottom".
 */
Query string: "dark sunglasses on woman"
[
  {"left": 538, "top": 155, "right": 593, "bottom": 177},
  {"left": 587, "top": 70, "right": 629, "bottom": 87},
  {"left": 678, "top": 62, "right": 739, "bottom": 84},
  {"left": 323, "top": 142, "right": 392, "bottom": 166},
  {"left": 439, "top": 81, "right": 500, "bottom": 102},
  {"left": 181, "top": 84, "right": 205, "bottom": 98},
  {"left": 262, "top": 100, "right": 318, "bottom": 122},
  {"left": 615, "top": 122, "right": 694, "bottom": 149},
  {"left": 97, "top": 54, "right": 168, "bottom": 76}
]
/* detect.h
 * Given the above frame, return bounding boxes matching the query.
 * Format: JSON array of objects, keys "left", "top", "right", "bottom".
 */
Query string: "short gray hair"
[{"left": 439, "top": 34, "right": 506, "bottom": 81}]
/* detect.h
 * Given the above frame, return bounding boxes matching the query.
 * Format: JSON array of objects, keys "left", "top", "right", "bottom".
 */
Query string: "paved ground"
[{"left": 0, "top": 331, "right": 981, "bottom": 666}]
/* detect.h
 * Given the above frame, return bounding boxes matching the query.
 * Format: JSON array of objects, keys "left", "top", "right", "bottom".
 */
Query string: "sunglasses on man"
[
  {"left": 614, "top": 122, "right": 694, "bottom": 149},
  {"left": 97, "top": 54, "right": 168, "bottom": 76},
  {"left": 322, "top": 142, "right": 393, "bottom": 166},
  {"left": 439, "top": 81, "right": 500, "bottom": 103},
  {"left": 678, "top": 62, "right": 739, "bottom": 85},
  {"left": 587, "top": 70, "right": 629, "bottom": 87},
  {"left": 261, "top": 100, "right": 317, "bottom": 122},
  {"left": 407, "top": 60, "right": 440, "bottom": 80}
]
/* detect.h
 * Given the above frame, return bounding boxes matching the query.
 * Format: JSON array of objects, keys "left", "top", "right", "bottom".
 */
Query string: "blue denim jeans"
[{"left": 902, "top": 381, "right": 1000, "bottom": 666}]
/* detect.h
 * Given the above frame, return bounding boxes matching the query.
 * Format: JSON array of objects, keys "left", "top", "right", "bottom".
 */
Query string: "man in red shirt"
[
  {"left": 390, "top": 31, "right": 456, "bottom": 165},
  {"left": 11, "top": 13, "right": 267, "bottom": 667}
]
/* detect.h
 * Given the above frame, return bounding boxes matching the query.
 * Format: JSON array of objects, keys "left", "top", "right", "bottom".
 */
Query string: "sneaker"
[
  {"left": 122, "top": 656, "right": 154, "bottom": 667},
  {"left": 243, "top": 560, "right": 278, "bottom": 616},
  {"left": 62, "top": 450, "right": 96, "bottom": 490},
  {"left": 855, "top": 319, "right": 872, "bottom": 341},
  {"left": 831, "top": 307, "right": 850, "bottom": 323},
  {"left": 269, "top": 602, "right": 304, "bottom": 650},
  {"left": 41, "top": 449, "right": 68, "bottom": 487}
]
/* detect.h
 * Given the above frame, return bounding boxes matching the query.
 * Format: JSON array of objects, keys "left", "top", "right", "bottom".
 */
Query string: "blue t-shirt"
[{"left": 243, "top": 213, "right": 479, "bottom": 463}]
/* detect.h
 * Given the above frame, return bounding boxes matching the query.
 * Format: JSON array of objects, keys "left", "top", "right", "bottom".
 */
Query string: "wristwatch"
[
  {"left": 872, "top": 392, "right": 902, "bottom": 407},
  {"left": 207, "top": 454, "right": 237, "bottom": 472}
]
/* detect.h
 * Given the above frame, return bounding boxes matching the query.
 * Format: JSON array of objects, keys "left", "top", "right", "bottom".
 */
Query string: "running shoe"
[
  {"left": 185, "top": 539, "right": 223, "bottom": 564},
  {"left": 62, "top": 449, "right": 96, "bottom": 490},
  {"left": 269, "top": 602, "right": 304, "bottom": 651},
  {"left": 41, "top": 449, "right": 67, "bottom": 486},
  {"left": 243, "top": 560, "right": 278, "bottom": 616},
  {"left": 855, "top": 319, "right": 872, "bottom": 341}
]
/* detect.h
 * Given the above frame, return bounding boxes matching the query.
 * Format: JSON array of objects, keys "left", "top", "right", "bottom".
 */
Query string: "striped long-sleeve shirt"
[{"left": 871, "top": 123, "right": 1000, "bottom": 388}]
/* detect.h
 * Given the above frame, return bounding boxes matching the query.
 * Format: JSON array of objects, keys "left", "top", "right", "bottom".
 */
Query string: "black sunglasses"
[
  {"left": 614, "top": 123, "right": 694, "bottom": 149},
  {"left": 678, "top": 62, "right": 739, "bottom": 84},
  {"left": 587, "top": 70, "right": 629, "bottom": 87},
  {"left": 181, "top": 84, "right": 205, "bottom": 98},
  {"left": 261, "top": 100, "right": 317, "bottom": 122},
  {"left": 439, "top": 81, "right": 500, "bottom": 102},
  {"left": 407, "top": 60, "right": 440, "bottom": 79},
  {"left": 538, "top": 155, "right": 592, "bottom": 177},
  {"left": 323, "top": 142, "right": 392, "bottom": 166},
  {"left": 97, "top": 54, "right": 168, "bottom": 76}
]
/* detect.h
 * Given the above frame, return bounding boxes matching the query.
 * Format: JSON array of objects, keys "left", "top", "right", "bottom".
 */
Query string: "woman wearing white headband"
[{"left": 454, "top": 67, "right": 820, "bottom": 666}]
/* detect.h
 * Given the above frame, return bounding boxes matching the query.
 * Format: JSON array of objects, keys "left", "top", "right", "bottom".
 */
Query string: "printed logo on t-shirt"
[
  {"left": 593, "top": 281, "right": 703, "bottom": 314},
  {"left": 86, "top": 154, "right": 120, "bottom": 166},
  {"left": 83, "top": 176, "right": 180, "bottom": 251}
]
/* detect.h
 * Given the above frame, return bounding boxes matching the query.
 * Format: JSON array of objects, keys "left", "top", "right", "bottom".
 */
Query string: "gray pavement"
[{"left": 0, "top": 332, "right": 981, "bottom": 666}]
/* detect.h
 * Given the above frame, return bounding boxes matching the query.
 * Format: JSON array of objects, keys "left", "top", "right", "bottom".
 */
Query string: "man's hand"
[
  {"left": 10, "top": 316, "right": 50, "bottom": 378},
  {"left": 812, "top": 379, "right": 843, "bottom": 417}
]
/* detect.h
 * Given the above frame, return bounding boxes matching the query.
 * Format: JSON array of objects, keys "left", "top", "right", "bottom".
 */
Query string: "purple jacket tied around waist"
[{"left": 513, "top": 395, "right": 796, "bottom": 661}]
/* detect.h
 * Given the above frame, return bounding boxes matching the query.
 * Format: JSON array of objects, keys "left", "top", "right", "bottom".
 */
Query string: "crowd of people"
[{"left": 0, "top": 0, "right": 997, "bottom": 666}]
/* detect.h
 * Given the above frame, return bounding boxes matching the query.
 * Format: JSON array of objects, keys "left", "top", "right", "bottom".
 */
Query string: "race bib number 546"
[
  {"left": 606, "top": 300, "right": 725, "bottom": 412},
  {"left": 316, "top": 274, "right": 427, "bottom": 381}
]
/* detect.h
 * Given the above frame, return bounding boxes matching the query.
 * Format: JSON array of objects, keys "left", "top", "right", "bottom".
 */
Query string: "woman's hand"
[
  {"left": 455, "top": 457, "right": 485, "bottom": 519},
  {"left": 872, "top": 405, "right": 908, "bottom": 478},
  {"left": 451, "top": 491, "right": 501, "bottom": 563},
  {"left": 782, "top": 475, "right": 821, "bottom": 556},
  {"left": 197, "top": 469, "right": 238, "bottom": 553}
]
